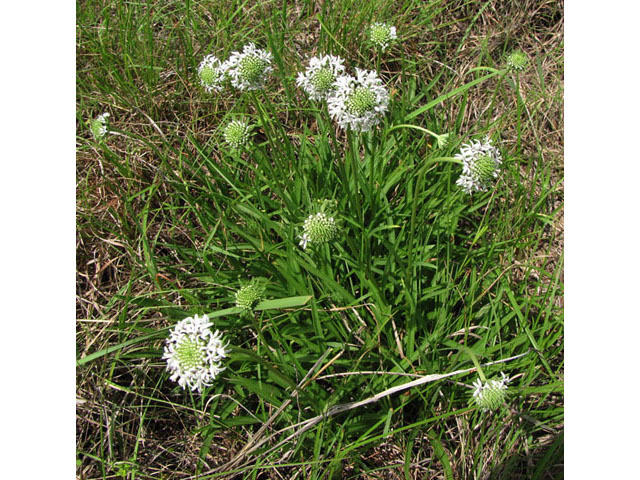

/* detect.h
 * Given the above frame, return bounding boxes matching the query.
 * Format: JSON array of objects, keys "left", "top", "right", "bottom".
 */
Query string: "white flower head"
[
  {"left": 296, "top": 55, "right": 345, "bottom": 101},
  {"left": 223, "top": 118, "right": 253, "bottom": 150},
  {"left": 327, "top": 68, "right": 389, "bottom": 132},
  {"left": 455, "top": 136, "right": 503, "bottom": 194},
  {"left": 224, "top": 43, "right": 273, "bottom": 91},
  {"left": 471, "top": 372, "right": 510, "bottom": 411},
  {"left": 299, "top": 212, "right": 337, "bottom": 250},
  {"left": 91, "top": 112, "right": 110, "bottom": 141},
  {"left": 198, "top": 54, "right": 227, "bottom": 92},
  {"left": 369, "top": 22, "right": 397, "bottom": 51},
  {"left": 163, "top": 314, "right": 228, "bottom": 393}
]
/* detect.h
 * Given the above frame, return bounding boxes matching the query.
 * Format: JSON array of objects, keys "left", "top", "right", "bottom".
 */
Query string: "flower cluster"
[
  {"left": 455, "top": 136, "right": 503, "bottom": 194},
  {"left": 197, "top": 44, "right": 273, "bottom": 93},
  {"left": 224, "top": 43, "right": 273, "bottom": 91},
  {"left": 235, "top": 279, "right": 266, "bottom": 312},
  {"left": 297, "top": 55, "right": 346, "bottom": 101},
  {"left": 163, "top": 314, "right": 227, "bottom": 392},
  {"left": 506, "top": 50, "right": 529, "bottom": 72},
  {"left": 327, "top": 68, "right": 390, "bottom": 132},
  {"left": 299, "top": 212, "right": 337, "bottom": 250},
  {"left": 368, "top": 22, "right": 397, "bottom": 51},
  {"left": 223, "top": 118, "right": 253, "bottom": 150},
  {"left": 109, "top": 20, "right": 522, "bottom": 406},
  {"left": 91, "top": 112, "right": 110, "bottom": 141},
  {"left": 198, "top": 54, "right": 227, "bottom": 92},
  {"left": 471, "top": 372, "right": 510, "bottom": 411}
]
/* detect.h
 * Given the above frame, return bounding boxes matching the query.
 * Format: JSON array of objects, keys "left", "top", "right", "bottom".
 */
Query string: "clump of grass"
[{"left": 76, "top": 1, "right": 563, "bottom": 478}]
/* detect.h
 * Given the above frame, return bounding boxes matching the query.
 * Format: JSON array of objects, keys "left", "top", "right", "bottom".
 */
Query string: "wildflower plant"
[
  {"left": 471, "top": 372, "right": 510, "bottom": 411},
  {"left": 235, "top": 279, "right": 267, "bottom": 313},
  {"left": 76, "top": 4, "right": 567, "bottom": 476},
  {"left": 327, "top": 68, "right": 390, "bottom": 132},
  {"left": 223, "top": 118, "right": 253, "bottom": 150},
  {"left": 163, "top": 314, "right": 227, "bottom": 393},
  {"left": 506, "top": 50, "right": 529, "bottom": 72},
  {"left": 455, "top": 136, "right": 503, "bottom": 194},
  {"left": 296, "top": 55, "right": 345, "bottom": 101},
  {"left": 368, "top": 22, "right": 397, "bottom": 51},
  {"left": 224, "top": 43, "right": 273, "bottom": 91},
  {"left": 90, "top": 112, "right": 110, "bottom": 141}
]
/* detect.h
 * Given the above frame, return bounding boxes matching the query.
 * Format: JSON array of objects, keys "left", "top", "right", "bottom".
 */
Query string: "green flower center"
[
  {"left": 175, "top": 338, "right": 205, "bottom": 370},
  {"left": 305, "top": 214, "right": 337, "bottom": 244},
  {"left": 91, "top": 118, "right": 108, "bottom": 140},
  {"left": 475, "top": 383, "right": 507, "bottom": 410},
  {"left": 370, "top": 24, "right": 391, "bottom": 46},
  {"left": 199, "top": 65, "right": 219, "bottom": 86},
  {"left": 346, "top": 87, "right": 377, "bottom": 116},
  {"left": 224, "top": 121, "right": 250, "bottom": 148},
  {"left": 239, "top": 55, "right": 268, "bottom": 84},
  {"left": 310, "top": 68, "right": 335, "bottom": 93},
  {"left": 235, "top": 283, "right": 264, "bottom": 311},
  {"left": 471, "top": 155, "right": 497, "bottom": 184},
  {"left": 91, "top": 120, "right": 103, "bottom": 138}
]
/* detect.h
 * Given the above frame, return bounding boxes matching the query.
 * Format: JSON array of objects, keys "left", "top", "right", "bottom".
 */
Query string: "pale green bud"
[
  {"left": 235, "top": 280, "right": 266, "bottom": 312},
  {"left": 506, "top": 50, "right": 529, "bottom": 72}
]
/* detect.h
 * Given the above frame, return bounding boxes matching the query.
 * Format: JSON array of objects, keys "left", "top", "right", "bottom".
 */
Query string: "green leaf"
[
  {"left": 405, "top": 71, "right": 500, "bottom": 121},
  {"left": 76, "top": 329, "right": 168, "bottom": 367},
  {"left": 426, "top": 430, "right": 454, "bottom": 480},
  {"left": 254, "top": 295, "right": 313, "bottom": 310}
]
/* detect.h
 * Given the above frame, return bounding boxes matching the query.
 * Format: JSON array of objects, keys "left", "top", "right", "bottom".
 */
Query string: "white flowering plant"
[
  {"left": 506, "top": 50, "right": 529, "bottom": 72},
  {"left": 235, "top": 278, "right": 267, "bottom": 313},
  {"left": 78, "top": 7, "right": 563, "bottom": 475},
  {"left": 298, "top": 200, "right": 339, "bottom": 251},
  {"left": 198, "top": 54, "right": 227, "bottom": 92}
]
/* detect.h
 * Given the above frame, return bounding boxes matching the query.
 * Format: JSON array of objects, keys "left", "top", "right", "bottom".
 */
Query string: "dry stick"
[
  {"left": 204, "top": 352, "right": 528, "bottom": 476},
  {"left": 134, "top": 107, "right": 168, "bottom": 143},
  {"left": 316, "top": 371, "right": 424, "bottom": 380}
]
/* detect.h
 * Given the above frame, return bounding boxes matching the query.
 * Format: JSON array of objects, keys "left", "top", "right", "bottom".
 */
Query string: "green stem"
[
  {"left": 386, "top": 124, "right": 446, "bottom": 147},
  {"left": 464, "top": 347, "right": 486, "bottom": 382},
  {"left": 515, "top": 72, "right": 522, "bottom": 153},
  {"left": 347, "top": 130, "right": 362, "bottom": 223},
  {"left": 250, "top": 91, "right": 280, "bottom": 178}
]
